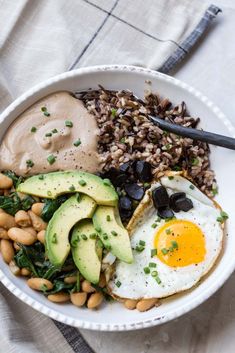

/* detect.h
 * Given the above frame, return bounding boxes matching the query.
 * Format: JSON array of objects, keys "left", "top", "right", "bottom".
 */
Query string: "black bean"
[
  {"left": 152, "top": 186, "right": 169, "bottom": 209},
  {"left": 175, "top": 197, "right": 193, "bottom": 212},
  {"left": 157, "top": 207, "right": 174, "bottom": 219},
  {"left": 169, "top": 192, "right": 186, "bottom": 212},
  {"left": 102, "top": 168, "right": 126, "bottom": 186},
  {"left": 135, "top": 161, "right": 152, "bottom": 182},
  {"left": 119, "top": 161, "right": 133, "bottom": 174},
  {"left": 119, "top": 196, "right": 132, "bottom": 211},
  {"left": 124, "top": 183, "right": 144, "bottom": 201}
]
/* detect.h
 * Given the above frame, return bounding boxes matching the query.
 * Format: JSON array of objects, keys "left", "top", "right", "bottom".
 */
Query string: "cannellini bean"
[
  {"left": 22, "top": 227, "right": 37, "bottom": 237},
  {"left": 87, "top": 292, "right": 104, "bottom": 309},
  {"left": 21, "top": 268, "right": 31, "bottom": 276},
  {"left": 0, "top": 212, "right": 16, "bottom": 229},
  {"left": 70, "top": 292, "right": 87, "bottom": 307},
  {"left": 28, "top": 211, "right": 47, "bottom": 232},
  {"left": 47, "top": 292, "right": 70, "bottom": 303},
  {"left": 64, "top": 275, "right": 77, "bottom": 284},
  {"left": 0, "top": 227, "right": 9, "bottom": 239},
  {"left": 9, "top": 260, "right": 21, "bottom": 276},
  {"left": 0, "top": 173, "right": 13, "bottom": 189},
  {"left": 98, "top": 273, "right": 106, "bottom": 288},
  {"left": 0, "top": 239, "right": 14, "bottom": 264},
  {"left": 124, "top": 299, "right": 138, "bottom": 310},
  {"left": 15, "top": 210, "right": 31, "bottom": 227},
  {"left": 37, "top": 230, "right": 45, "bottom": 244},
  {"left": 31, "top": 203, "right": 44, "bottom": 217},
  {"left": 8, "top": 227, "right": 37, "bottom": 245},
  {"left": 81, "top": 280, "right": 95, "bottom": 293},
  {"left": 13, "top": 242, "right": 21, "bottom": 251},
  {"left": 136, "top": 298, "right": 158, "bottom": 312},
  {"left": 27, "top": 278, "right": 53, "bottom": 291}
]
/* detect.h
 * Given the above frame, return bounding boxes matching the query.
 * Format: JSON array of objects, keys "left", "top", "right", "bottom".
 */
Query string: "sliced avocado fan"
[
  {"left": 71, "top": 219, "right": 102, "bottom": 284},
  {"left": 46, "top": 194, "right": 96, "bottom": 267},
  {"left": 93, "top": 206, "right": 133, "bottom": 264},
  {"left": 17, "top": 171, "right": 118, "bottom": 206}
]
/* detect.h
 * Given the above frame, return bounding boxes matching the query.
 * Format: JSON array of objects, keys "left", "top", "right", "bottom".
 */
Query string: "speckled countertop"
[{"left": 81, "top": 1, "right": 235, "bottom": 352}]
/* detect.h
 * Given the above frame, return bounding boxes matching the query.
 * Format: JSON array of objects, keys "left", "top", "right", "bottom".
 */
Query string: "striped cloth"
[{"left": 0, "top": 1, "right": 221, "bottom": 352}]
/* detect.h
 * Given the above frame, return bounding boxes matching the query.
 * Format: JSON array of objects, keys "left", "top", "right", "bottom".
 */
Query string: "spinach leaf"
[
  {"left": 3, "top": 171, "right": 24, "bottom": 188},
  {"left": 41, "top": 195, "right": 67, "bottom": 222},
  {"left": 21, "top": 195, "right": 35, "bottom": 211},
  {"left": 0, "top": 193, "right": 21, "bottom": 215},
  {"left": 14, "top": 246, "right": 38, "bottom": 276},
  {"left": 46, "top": 280, "right": 74, "bottom": 294}
]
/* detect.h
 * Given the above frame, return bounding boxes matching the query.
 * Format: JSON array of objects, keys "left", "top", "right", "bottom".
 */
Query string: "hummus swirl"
[{"left": 0, "top": 91, "right": 101, "bottom": 175}]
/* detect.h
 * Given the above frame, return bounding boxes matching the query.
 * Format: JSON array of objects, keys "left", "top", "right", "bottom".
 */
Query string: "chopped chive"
[
  {"left": 169, "top": 246, "right": 174, "bottom": 252},
  {"left": 139, "top": 240, "right": 146, "bottom": 246},
  {"left": 47, "top": 154, "right": 56, "bottom": 165},
  {"left": 115, "top": 280, "right": 122, "bottom": 288},
  {"left": 31, "top": 126, "right": 37, "bottom": 133},
  {"left": 89, "top": 233, "right": 97, "bottom": 239},
  {"left": 165, "top": 228, "right": 171, "bottom": 235},
  {"left": 155, "top": 276, "right": 162, "bottom": 284},
  {"left": 41, "top": 106, "right": 50, "bottom": 117},
  {"left": 155, "top": 217, "right": 161, "bottom": 223},
  {"left": 151, "top": 249, "right": 157, "bottom": 257},
  {"left": 52, "top": 128, "right": 58, "bottom": 133},
  {"left": 111, "top": 108, "right": 117, "bottom": 117},
  {"left": 79, "top": 179, "right": 86, "bottom": 186},
  {"left": 45, "top": 132, "right": 52, "bottom": 137},
  {"left": 69, "top": 185, "right": 75, "bottom": 192},
  {"left": 144, "top": 267, "right": 150, "bottom": 274},
  {"left": 65, "top": 120, "right": 73, "bottom": 128},
  {"left": 103, "top": 234, "right": 108, "bottom": 240},
  {"left": 189, "top": 184, "right": 195, "bottom": 190},
  {"left": 151, "top": 223, "right": 157, "bottom": 228},
  {"left": 52, "top": 233, "right": 57, "bottom": 244},
  {"left": 220, "top": 211, "right": 229, "bottom": 220},
  {"left": 106, "top": 215, "right": 111, "bottom": 222},
  {"left": 73, "top": 139, "right": 81, "bottom": 147},
  {"left": 95, "top": 226, "right": 101, "bottom": 233},
  {"left": 26, "top": 159, "right": 34, "bottom": 168},
  {"left": 168, "top": 176, "right": 174, "bottom": 180},
  {"left": 161, "top": 248, "right": 169, "bottom": 255},
  {"left": 135, "top": 245, "right": 145, "bottom": 252},
  {"left": 149, "top": 262, "right": 157, "bottom": 268},
  {"left": 151, "top": 271, "right": 158, "bottom": 277},
  {"left": 47, "top": 191, "right": 52, "bottom": 197},
  {"left": 38, "top": 175, "right": 44, "bottom": 180},
  {"left": 173, "top": 165, "right": 181, "bottom": 171},
  {"left": 191, "top": 157, "right": 199, "bottom": 166},
  {"left": 105, "top": 244, "right": 112, "bottom": 251},
  {"left": 120, "top": 137, "right": 125, "bottom": 143},
  {"left": 111, "top": 230, "right": 117, "bottom": 236},
  {"left": 71, "top": 236, "right": 79, "bottom": 247},
  {"left": 76, "top": 193, "right": 81, "bottom": 202},
  {"left": 144, "top": 182, "right": 150, "bottom": 188},
  {"left": 81, "top": 234, "right": 88, "bottom": 241},
  {"left": 171, "top": 240, "right": 178, "bottom": 249},
  {"left": 103, "top": 178, "right": 112, "bottom": 186}
]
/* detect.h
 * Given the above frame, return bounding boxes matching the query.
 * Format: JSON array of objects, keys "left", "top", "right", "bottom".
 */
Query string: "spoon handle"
[{"left": 150, "top": 115, "right": 235, "bottom": 150}]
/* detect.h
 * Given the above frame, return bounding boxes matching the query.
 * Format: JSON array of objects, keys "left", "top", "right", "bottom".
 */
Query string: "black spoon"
[{"left": 150, "top": 115, "right": 235, "bottom": 150}]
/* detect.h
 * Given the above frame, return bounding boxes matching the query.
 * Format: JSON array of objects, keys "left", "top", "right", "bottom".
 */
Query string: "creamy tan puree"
[{"left": 0, "top": 91, "right": 101, "bottom": 175}]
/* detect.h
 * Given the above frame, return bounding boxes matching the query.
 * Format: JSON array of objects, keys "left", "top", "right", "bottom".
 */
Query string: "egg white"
[{"left": 109, "top": 176, "right": 224, "bottom": 300}]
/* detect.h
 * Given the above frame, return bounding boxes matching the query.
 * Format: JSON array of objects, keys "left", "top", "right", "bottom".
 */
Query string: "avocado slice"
[
  {"left": 17, "top": 171, "right": 118, "bottom": 206},
  {"left": 46, "top": 194, "right": 96, "bottom": 267},
  {"left": 71, "top": 219, "right": 102, "bottom": 284},
  {"left": 93, "top": 206, "right": 133, "bottom": 264}
]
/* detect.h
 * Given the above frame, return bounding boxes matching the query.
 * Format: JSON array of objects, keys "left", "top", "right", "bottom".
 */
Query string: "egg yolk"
[{"left": 154, "top": 219, "right": 206, "bottom": 267}]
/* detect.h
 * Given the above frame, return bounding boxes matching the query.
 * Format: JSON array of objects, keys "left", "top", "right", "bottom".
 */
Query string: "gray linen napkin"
[{"left": 0, "top": 1, "right": 221, "bottom": 352}]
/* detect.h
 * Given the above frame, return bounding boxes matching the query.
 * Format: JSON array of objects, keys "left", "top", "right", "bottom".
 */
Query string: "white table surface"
[{"left": 81, "top": 1, "right": 235, "bottom": 352}]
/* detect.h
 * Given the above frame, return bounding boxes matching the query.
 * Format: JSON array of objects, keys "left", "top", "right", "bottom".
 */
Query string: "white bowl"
[{"left": 1, "top": 65, "right": 235, "bottom": 331}]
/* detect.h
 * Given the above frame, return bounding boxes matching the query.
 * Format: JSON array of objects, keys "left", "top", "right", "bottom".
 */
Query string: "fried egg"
[{"left": 109, "top": 175, "right": 225, "bottom": 299}]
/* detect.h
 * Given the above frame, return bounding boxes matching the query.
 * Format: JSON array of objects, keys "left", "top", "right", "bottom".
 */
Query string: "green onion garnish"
[
  {"left": 81, "top": 234, "right": 88, "bottom": 241},
  {"left": 151, "top": 271, "right": 158, "bottom": 277},
  {"left": 41, "top": 106, "right": 50, "bottom": 116},
  {"left": 149, "top": 262, "right": 156, "bottom": 268},
  {"left": 31, "top": 126, "right": 37, "bottom": 133},
  {"left": 89, "top": 233, "right": 97, "bottom": 239},
  {"left": 168, "top": 176, "right": 174, "bottom": 180},
  {"left": 69, "top": 185, "right": 75, "bottom": 192},
  {"left": 111, "top": 230, "right": 117, "bottom": 236},
  {"left": 79, "top": 179, "right": 86, "bottom": 186},
  {"left": 161, "top": 248, "right": 169, "bottom": 255},
  {"left": 103, "top": 234, "right": 108, "bottom": 240},
  {"left": 189, "top": 184, "right": 195, "bottom": 190},
  {"left": 103, "top": 178, "right": 112, "bottom": 186},
  {"left": 151, "top": 249, "right": 157, "bottom": 257},
  {"left": 106, "top": 215, "right": 111, "bottom": 222},
  {"left": 52, "top": 128, "right": 58, "bottom": 133},
  {"left": 26, "top": 159, "right": 34, "bottom": 168},
  {"left": 155, "top": 276, "right": 162, "bottom": 284},
  {"left": 116, "top": 280, "right": 122, "bottom": 288},
  {"left": 45, "top": 132, "right": 52, "bottom": 137},
  {"left": 165, "top": 228, "right": 171, "bottom": 235},
  {"left": 47, "top": 154, "right": 56, "bottom": 165},
  {"left": 51, "top": 233, "right": 57, "bottom": 244},
  {"left": 191, "top": 157, "right": 199, "bottom": 166},
  {"left": 74, "top": 139, "right": 81, "bottom": 147},
  {"left": 139, "top": 240, "right": 146, "bottom": 246},
  {"left": 65, "top": 120, "right": 73, "bottom": 128},
  {"left": 144, "top": 267, "right": 150, "bottom": 274},
  {"left": 151, "top": 223, "right": 157, "bottom": 228},
  {"left": 38, "top": 175, "right": 44, "bottom": 180}
]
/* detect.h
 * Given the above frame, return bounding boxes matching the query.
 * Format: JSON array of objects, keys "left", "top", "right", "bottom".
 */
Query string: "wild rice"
[{"left": 76, "top": 87, "right": 217, "bottom": 197}]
